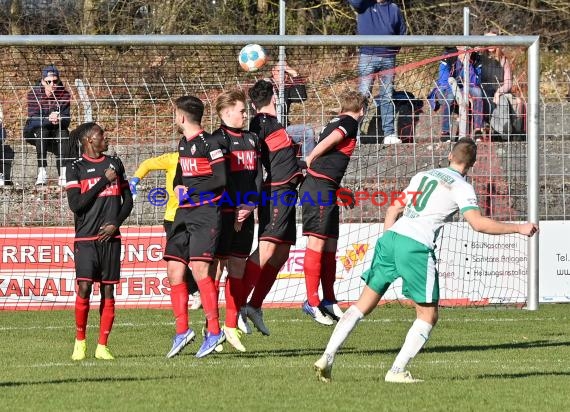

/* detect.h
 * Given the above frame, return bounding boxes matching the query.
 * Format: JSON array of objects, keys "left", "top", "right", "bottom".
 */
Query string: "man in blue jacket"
[
  {"left": 24, "top": 65, "right": 73, "bottom": 186},
  {"left": 348, "top": 0, "right": 407, "bottom": 144}
]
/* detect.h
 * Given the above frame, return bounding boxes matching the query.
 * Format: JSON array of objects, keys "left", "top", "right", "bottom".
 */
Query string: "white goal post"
[{"left": 0, "top": 34, "right": 540, "bottom": 310}]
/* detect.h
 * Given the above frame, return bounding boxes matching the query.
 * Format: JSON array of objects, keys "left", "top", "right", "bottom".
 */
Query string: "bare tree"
[{"left": 8, "top": 0, "right": 23, "bottom": 35}]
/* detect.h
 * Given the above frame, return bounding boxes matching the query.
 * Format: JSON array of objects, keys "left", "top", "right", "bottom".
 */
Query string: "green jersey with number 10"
[{"left": 390, "top": 167, "right": 479, "bottom": 248}]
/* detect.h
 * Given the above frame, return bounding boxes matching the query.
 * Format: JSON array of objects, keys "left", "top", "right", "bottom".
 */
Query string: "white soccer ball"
[{"left": 238, "top": 44, "right": 268, "bottom": 72}]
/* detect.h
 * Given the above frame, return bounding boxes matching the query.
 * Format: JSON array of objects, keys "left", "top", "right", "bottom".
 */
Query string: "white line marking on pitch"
[{"left": 0, "top": 316, "right": 561, "bottom": 332}]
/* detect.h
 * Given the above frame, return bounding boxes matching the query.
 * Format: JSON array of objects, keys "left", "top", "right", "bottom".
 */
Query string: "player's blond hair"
[
  {"left": 340, "top": 90, "right": 367, "bottom": 114},
  {"left": 215, "top": 89, "right": 246, "bottom": 117}
]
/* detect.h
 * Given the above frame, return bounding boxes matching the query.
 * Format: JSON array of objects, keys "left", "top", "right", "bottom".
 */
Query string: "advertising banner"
[{"left": 0, "top": 222, "right": 536, "bottom": 309}]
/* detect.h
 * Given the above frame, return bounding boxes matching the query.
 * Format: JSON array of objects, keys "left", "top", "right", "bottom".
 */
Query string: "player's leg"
[
  {"left": 95, "top": 283, "right": 116, "bottom": 360},
  {"left": 224, "top": 255, "right": 248, "bottom": 352},
  {"left": 246, "top": 187, "right": 298, "bottom": 335},
  {"left": 163, "top": 212, "right": 195, "bottom": 358},
  {"left": 313, "top": 286, "right": 381, "bottom": 383},
  {"left": 72, "top": 279, "right": 92, "bottom": 361},
  {"left": 302, "top": 234, "right": 334, "bottom": 325},
  {"left": 386, "top": 303, "right": 437, "bottom": 384},
  {"left": 320, "top": 237, "right": 343, "bottom": 320},
  {"left": 95, "top": 239, "right": 122, "bottom": 360},
  {"left": 242, "top": 248, "right": 261, "bottom": 301},
  {"left": 246, "top": 240, "right": 290, "bottom": 336},
  {"left": 386, "top": 234, "right": 438, "bottom": 383},
  {"left": 191, "top": 205, "right": 225, "bottom": 358},
  {"left": 314, "top": 232, "right": 398, "bottom": 382},
  {"left": 223, "top": 214, "right": 254, "bottom": 349},
  {"left": 302, "top": 183, "right": 337, "bottom": 325},
  {"left": 193, "top": 260, "right": 226, "bottom": 358},
  {"left": 71, "top": 241, "right": 97, "bottom": 361}
]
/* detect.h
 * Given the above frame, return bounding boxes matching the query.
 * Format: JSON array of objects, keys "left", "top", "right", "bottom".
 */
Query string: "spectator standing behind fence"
[
  {"left": 480, "top": 30, "right": 512, "bottom": 114},
  {"left": 429, "top": 47, "right": 459, "bottom": 142},
  {"left": 0, "top": 104, "right": 14, "bottom": 186},
  {"left": 348, "top": 0, "right": 407, "bottom": 145},
  {"left": 24, "top": 65, "right": 73, "bottom": 187},
  {"left": 447, "top": 47, "right": 484, "bottom": 140},
  {"left": 479, "top": 29, "right": 525, "bottom": 141},
  {"left": 270, "top": 62, "right": 315, "bottom": 159}
]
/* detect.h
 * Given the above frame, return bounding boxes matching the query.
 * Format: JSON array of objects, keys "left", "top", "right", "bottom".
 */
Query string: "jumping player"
[
  {"left": 300, "top": 90, "right": 366, "bottom": 325},
  {"left": 212, "top": 89, "right": 262, "bottom": 352},
  {"left": 240, "top": 79, "right": 303, "bottom": 336},
  {"left": 162, "top": 95, "right": 227, "bottom": 359},
  {"left": 314, "top": 138, "right": 539, "bottom": 383},
  {"left": 66, "top": 122, "right": 133, "bottom": 361}
]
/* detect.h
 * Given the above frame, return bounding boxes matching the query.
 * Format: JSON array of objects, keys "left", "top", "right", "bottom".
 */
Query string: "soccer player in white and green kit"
[{"left": 313, "top": 138, "right": 539, "bottom": 383}]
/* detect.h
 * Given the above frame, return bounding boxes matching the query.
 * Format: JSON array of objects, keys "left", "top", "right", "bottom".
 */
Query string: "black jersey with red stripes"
[
  {"left": 66, "top": 154, "right": 129, "bottom": 239},
  {"left": 249, "top": 113, "right": 302, "bottom": 188},
  {"left": 175, "top": 130, "right": 225, "bottom": 208},
  {"left": 212, "top": 125, "right": 262, "bottom": 207},
  {"left": 308, "top": 115, "right": 359, "bottom": 185}
]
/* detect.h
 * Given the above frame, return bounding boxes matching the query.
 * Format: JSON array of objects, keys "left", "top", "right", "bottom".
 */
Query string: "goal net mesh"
[{"left": 0, "top": 42, "right": 530, "bottom": 310}]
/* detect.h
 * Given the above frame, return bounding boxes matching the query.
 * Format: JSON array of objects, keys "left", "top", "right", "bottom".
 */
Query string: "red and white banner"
[{"left": 0, "top": 223, "right": 533, "bottom": 310}]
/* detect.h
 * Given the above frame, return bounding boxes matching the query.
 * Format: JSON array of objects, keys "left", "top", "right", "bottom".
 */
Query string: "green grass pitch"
[{"left": 1, "top": 304, "right": 569, "bottom": 411}]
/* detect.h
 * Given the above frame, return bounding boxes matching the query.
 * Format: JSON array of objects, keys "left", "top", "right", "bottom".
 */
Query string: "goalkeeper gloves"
[{"left": 129, "top": 177, "right": 140, "bottom": 200}]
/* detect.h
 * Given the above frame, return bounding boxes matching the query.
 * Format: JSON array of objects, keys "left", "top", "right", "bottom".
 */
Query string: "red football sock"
[
  {"left": 321, "top": 251, "right": 337, "bottom": 302},
  {"left": 242, "top": 259, "right": 262, "bottom": 301},
  {"left": 98, "top": 298, "right": 115, "bottom": 345},
  {"left": 75, "top": 296, "right": 90, "bottom": 340},
  {"left": 249, "top": 262, "right": 280, "bottom": 309},
  {"left": 224, "top": 276, "right": 243, "bottom": 328},
  {"left": 170, "top": 282, "right": 189, "bottom": 334},
  {"left": 215, "top": 279, "right": 221, "bottom": 296},
  {"left": 197, "top": 277, "right": 220, "bottom": 335},
  {"left": 304, "top": 248, "right": 322, "bottom": 306}
]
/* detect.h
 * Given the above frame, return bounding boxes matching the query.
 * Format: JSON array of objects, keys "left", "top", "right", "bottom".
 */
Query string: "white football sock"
[
  {"left": 391, "top": 318, "right": 433, "bottom": 373},
  {"left": 323, "top": 305, "right": 364, "bottom": 358}
]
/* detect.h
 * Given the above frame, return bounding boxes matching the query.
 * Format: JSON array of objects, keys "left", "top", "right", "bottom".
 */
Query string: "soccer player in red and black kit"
[
  {"left": 240, "top": 80, "right": 303, "bottom": 336},
  {"left": 300, "top": 90, "right": 366, "bottom": 325},
  {"left": 212, "top": 89, "right": 262, "bottom": 352},
  {"left": 163, "top": 95, "right": 227, "bottom": 359},
  {"left": 66, "top": 122, "right": 133, "bottom": 361}
]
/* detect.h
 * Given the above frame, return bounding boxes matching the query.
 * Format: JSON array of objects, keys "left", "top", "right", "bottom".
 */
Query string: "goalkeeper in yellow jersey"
[{"left": 129, "top": 152, "right": 201, "bottom": 309}]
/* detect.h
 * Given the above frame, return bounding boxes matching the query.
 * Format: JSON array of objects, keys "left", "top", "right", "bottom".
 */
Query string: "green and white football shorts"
[{"left": 361, "top": 231, "right": 439, "bottom": 304}]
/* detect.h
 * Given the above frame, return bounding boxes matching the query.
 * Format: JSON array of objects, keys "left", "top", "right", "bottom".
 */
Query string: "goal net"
[{"left": 0, "top": 37, "right": 533, "bottom": 310}]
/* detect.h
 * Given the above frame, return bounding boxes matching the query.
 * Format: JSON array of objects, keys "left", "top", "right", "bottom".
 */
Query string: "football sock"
[
  {"left": 75, "top": 296, "right": 90, "bottom": 340},
  {"left": 391, "top": 318, "right": 433, "bottom": 373},
  {"left": 304, "top": 248, "right": 322, "bottom": 307},
  {"left": 249, "top": 262, "right": 280, "bottom": 309},
  {"left": 324, "top": 305, "right": 364, "bottom": 357},
  {"left": 197, "top": 277, "right": 220, "bottom": 335},
  {"left": 98, "top": 298, "right": 115, "bottom": 345},
  {"left": 321, "top": 251, "right": 337, "bottom": 302},
  {"left": 224, "top": 276, "right": 243, "bottom": 329},
  {"left": 242, "top": 259, "right": 262, "bottom": 300},
  {"left": 170, "top": 282, "right": 189, "bottom": 334}
]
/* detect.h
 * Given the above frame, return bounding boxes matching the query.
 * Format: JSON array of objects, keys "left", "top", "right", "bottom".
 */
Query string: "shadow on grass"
[
  {"left": 0, "top": 375, "right": 171, "bottom": 388},
  {"left": 476, "top": 371, "right": 570, "bottom": 379},
  {"left": 221, "top": 339, "right": 570, "bottom": 359}
]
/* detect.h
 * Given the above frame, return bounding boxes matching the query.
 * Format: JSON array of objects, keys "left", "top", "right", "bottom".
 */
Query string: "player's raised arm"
[{"left": 463, "top": 209, "right": 538, "bottom": 237}]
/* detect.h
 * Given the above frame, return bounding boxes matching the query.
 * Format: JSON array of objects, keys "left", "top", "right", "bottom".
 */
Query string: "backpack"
[
  {"left": 362, "top": 90, "right": 424, "bottom": 144},
  {"left": 490, "top": 93, "right": 525, "bottom": 136}
]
